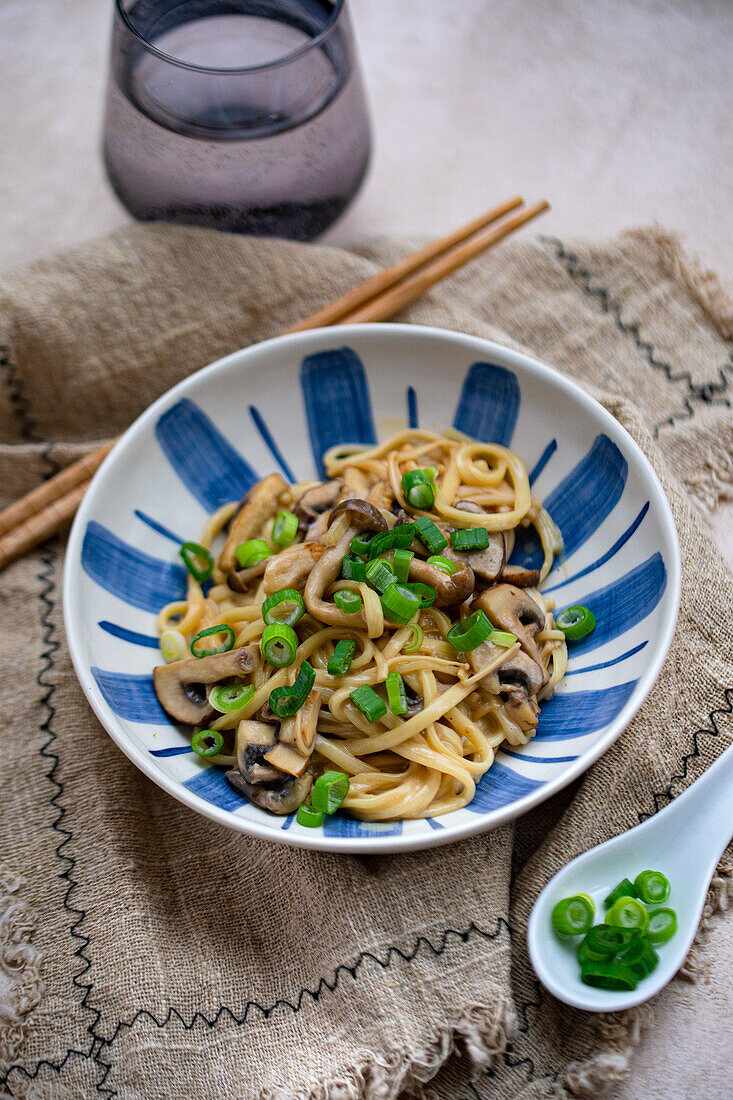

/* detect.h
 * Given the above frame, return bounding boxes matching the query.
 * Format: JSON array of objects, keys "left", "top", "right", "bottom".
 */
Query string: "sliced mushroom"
[
  {"left": 328, "top": 497, "right": 388, "bottom": 533},
  {"left": 263, "top": 541, "right": 325, "bottom": 595},
  {"left": 404, "top": 682, "right": 423, "bottom": 716},
  {"left": 467, "top": 644, "right": 544, "bottom": 737},
  {"left": 235, "top": 719, "right": 281, "bottom": 784},
  {"left": 153, "top": 646, "right": 257, "bottom": 725},
  {"left": 226, "top": 557, "right": 270, "bottom": 593},
  {"left": 499, "top": 564, "right": 541, "bottom": 588},
  {"left": 219, "top": 473, "right": 289, "bottom": 573},
  {"left": 263, "top": 742, "right": 311, "bottom": 777},
  {"left": 225, "top": 770, "right": 312, "bottom": 815},
  {"left": 445, "top": 503, "right": 505, "bottom": 581},
  {"left": 279, "top": 689, "right": 321, "bottom": 753},
  {"left": 304, "top": 523, "right": 368, "bottom": 630},
  {"left": 473, "top": 584, "right": 547, "bottom": 672},
  {"left": 408, "top": 557, "right": 475, "bottom": 607},
  {"left": 294, "top": 480, "right": 342, "bottom": 539}
]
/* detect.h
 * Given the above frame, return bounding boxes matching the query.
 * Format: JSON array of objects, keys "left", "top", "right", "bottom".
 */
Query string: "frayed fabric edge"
[
  {"left": 259, "top": 995, "right": 517, "bottom": 1100},
  {"left": 0, "top": 867, "right": 45, "bottom": 1077}
]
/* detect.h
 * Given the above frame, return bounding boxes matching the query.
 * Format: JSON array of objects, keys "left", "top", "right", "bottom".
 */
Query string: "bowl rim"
[{"left": 63, "top": 323, "right": 681, "bottom": 854}]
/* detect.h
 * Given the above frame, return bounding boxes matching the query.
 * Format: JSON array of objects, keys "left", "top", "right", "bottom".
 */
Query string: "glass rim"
[{"left": 114, "top": 0, "right": 346, "bottom": 74}]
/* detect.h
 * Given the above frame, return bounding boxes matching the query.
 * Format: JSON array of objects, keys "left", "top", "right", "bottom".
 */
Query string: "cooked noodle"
[{"left": 155, "top": 429, "right": 567, "bottom": 821}]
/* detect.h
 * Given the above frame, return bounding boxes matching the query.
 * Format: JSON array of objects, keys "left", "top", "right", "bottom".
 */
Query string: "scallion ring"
[
  {"left": 261, "top": 622, "right": 298, "bottom": 668},
  {"left": 402, "top": 581, "right": 437, "bottom": 608},
  {"left": 633, "top": 870, "right": 671, "bottom": 905},
  {"left": 312, "top": 771, "right": 350, "bottom": 815},
  {"left": 381, "top": 583, "right": 421, "bottom": 626},
  {"left": 413, "top": 515, "right": 448, "bottom": 554},
  {"left": 605, "top": 896, "right": 650, "bottom": 934},
  {"left": 490, "top": 630, "right": 517, "bottom": 647},
  {"left": 341, "top": 555, "right": 366, "bottom": 582},
  {"left": 191, "top": 624, "right": 235, "bottom": 658},
  {"left": 271, "top": 511, "right": 298, "bottom": 548},
  {"left": 556, "top": 604, "right": 596, "bottom": 640},
  {"left": 446, "top": 610, "right": 492, "bottom": 652},
  {"left": 350, "top": 684, "right": 387, "bottom": 722},
  {"left": 160, "top": 629, "right": 188, "bottom": 663},
  {"left": 403, "top": 623, "right": 424, "bottom": 653},
  {"left": 646, "top": 907, "right": 678, "bottom": 944},
  {"left": 262, "top": 588, "right": 306, "bottom": 626},
  {"left": 580, "top": 960, "right": 638, "bottom": 991},
  {"left": 367, "top": 524, "right": 416, "bottom": 558},
  {"left": 235, "top": 538, "right": 273, "bottom": 569},
  {"left": 327, "top": 638, "right": 356, "bottom": 676},
  {"left": 426, "top": 554, "right": 456, "bottom": 575},
  {"left": 365, "top": 558, "right": 396, "bottom": 594},
  {"left": 191, "top": 729, "right": 224, "bottom": 758},
  {"left": 401, "top": 469, "right": 435, "bottom": 510},
  {"left": 551, "top": 894, "right": 595, "bottom": 938},
  {"left": 297, "top": 804, "right": 325, "bottom": 828},
  {"left": 385, "top": 670, "right": 408, "bottom": 715},
  {"left": 269, "top": 660, "right": 315, "bottom": 718},
  {"left": 393, "top": 548, "right": 414, "bottom": 582},
  {"left": 179, "top": 541, "right": 213, "bottom": 582},
  {"left": 334, "top": 589, "right": 362, "bottom": 615},
  {"left": 209, "top": 683, "right": 255, "bottom": 713},
  {"left": 450, "top": 527, "right": 489, "bottom": 551}
]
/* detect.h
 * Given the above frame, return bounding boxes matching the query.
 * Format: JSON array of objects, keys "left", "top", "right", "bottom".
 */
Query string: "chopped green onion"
[
  {"left": 179, "top": 541, "right": 213, "bottom": 582},
  {"left": 402, "top": 581, "right": 437, "bottom": 607},
  {"left": 447, "top": 610, "right": 492, "bottom": 652},
  {"left": 262, "top": 588, "right": 306, "bottom": 626},
  {"left": 350, "top": 684, "right": 387, "bottom": 722},
  {"left": 368, "top": 524, "right": 416, "bottom": 558},
  {"left": 413, "top": 516, "right": 448, "bottom": 554},
  {"left": 490, "top": 630, "right": 518, "bottom": 647},
  {"left": 191, "top": 728, "right": 224, "bottom": 757},
  {"left": 393, "top": 548, "right": 414, "bottom": 582},
  {"left": 551, "top": 894, "right": 596, "bottom": 938},
  {"left": 365, "top": 558, "right": 396, "bottom": 594},
  {"left": 381, "top": 583, "right": 421, "bottom": 626},
  {"left": 619, "top": 937, "right": 659, "bottom": 979},
  {"left": 556, "top": 604, "right": 596, "bottom": 640},
  {"left": 604, "top": 878, "right": 638, "bottom": 908},
  {"left": 421, "top": 466, "right": 438, "bottom": 490},
  {"left": 160, "top": 628, "right": 188, "bottom": 663},
  {"left": 633, "top": 870, "right": 671, "bottom": 905},
  {"left": 342, "top": 555, "right": 366, "bottom": 582},
  {"left": 385, "top": 671, "right": 408, "bottom": 715},
  {"left": 401, "top": 469, "right": 435, "bottom": 510},
  {"left": 580, "top": 959, "right": 638, "bottom": 991},
  {"left": 450, "top": 527, "right": 490, "bottom": 551},
  {"left": 403, "top": 624, "right": 424, "bottom": 653},
  {"left": 334, "top": 589, "right": 362, "bottom": 615},
  {"left": 327, "top": 639, "right": 356, "bottom": 676},
  {"left": 606, "top": 896, "right": 650, "bottom": 935},
  {"left": 191, "top": 624, "right": 235, "bottom": 658},
  {"left": 312, "top": 771, "right": 350, "bottom": 814},
  {"left": 235, "top": 538, "right": 273, "bottom": 569},
  {"left": 577, "top": 925, "right": 639, "bottom": 963},
  {"left": 261, "top": 622, "right": 298, "bottom": 668},
  {"left": 209, "top": 683, "right": 255, "bottom": 713},
  {"left": 269, "top": 660, "right": 316, "bottom": 718},
  {"left": 297, "top": 804, "right": 325, "bottom": 828},
  {"left": 427, "top": 554, "right": 456, "bottom": 575},
  {"left": 271, "top": 511, "right": 298, "bottom": 548},
  {"left": 646, "top": 907, "right": 678, "bottom": 944},
  {"left": 350, "top": 533, "right": 373, "bottom": 558}
]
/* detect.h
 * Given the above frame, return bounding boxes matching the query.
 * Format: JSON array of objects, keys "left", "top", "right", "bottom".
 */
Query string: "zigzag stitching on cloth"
[
  {"left": 0, "top": 343, "right": 41, "bottom": 444},
  {"left": 541, "top": 236, "right": 733, "bottom": 437}
]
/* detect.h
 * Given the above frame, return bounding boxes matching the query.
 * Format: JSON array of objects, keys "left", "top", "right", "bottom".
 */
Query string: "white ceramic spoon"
[{"left": 527, "top": 743, "right": 733, "bottom": 1011}]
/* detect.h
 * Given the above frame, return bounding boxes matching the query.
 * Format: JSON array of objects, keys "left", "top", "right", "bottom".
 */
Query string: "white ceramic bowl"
[{"left": 64, "top": 324, "right": 680, "bottom": 853}]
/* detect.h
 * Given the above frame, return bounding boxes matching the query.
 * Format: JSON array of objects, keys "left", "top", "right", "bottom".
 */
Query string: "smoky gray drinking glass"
[{"left": 102, "top": 0, "right": 371, "bottom": 239}]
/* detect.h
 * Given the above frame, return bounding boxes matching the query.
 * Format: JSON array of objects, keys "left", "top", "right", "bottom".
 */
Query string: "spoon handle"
[{"left": 655, "top": 742, "right": 733, "bottom": 864}]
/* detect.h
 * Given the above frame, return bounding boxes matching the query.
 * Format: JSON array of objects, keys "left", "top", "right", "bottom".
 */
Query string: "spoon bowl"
[{"left": 528, "top": 744, "right": 733, "bottom": 1011}]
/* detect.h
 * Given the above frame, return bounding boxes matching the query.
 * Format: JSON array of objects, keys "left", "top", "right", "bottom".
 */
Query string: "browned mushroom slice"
[
  {"left": 263, "top": 541, "right": 325, "bottom": 595},
  {"left": 499, "top": 564, "right": 541, "bottom": 588},
  {"left": 153, "top": 646, "right": 257, "bottom": 725},
  {"left": 467, "top": 644, "right": 544, "bottom": 738},
  {"left": 263, "top": 743, "right": 311, "bottom": 777},
  {"left": 447, "top": 502, "right": 505, "bottom": 581},
  {"left": 225, "top": 770, "right": 313, "bottom": 814},
  {"left": 219, "top": 473, "right": 289, "bottom": 573},
  {"left": 235, "top": 719, "right": 281, "bottom": 784},
  {"left": 304, "top": 499, "right": 387, "bottom": 631},
  {"left": 473, "top": 584, "right": 548, "bottom": 674},
  {"left": 226, "top": 557, "right": 270, "bottom": 593},
  {"left": 408, "top": 557, "right": 475, "bottom": 607},
  {"left": 294, "top": 480, "right": 343, "bottom": 539}
]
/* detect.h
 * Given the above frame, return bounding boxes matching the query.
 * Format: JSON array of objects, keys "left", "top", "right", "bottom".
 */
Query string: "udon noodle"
[{"left": 153, "top": 428, "right": 567, "bottom": 821}]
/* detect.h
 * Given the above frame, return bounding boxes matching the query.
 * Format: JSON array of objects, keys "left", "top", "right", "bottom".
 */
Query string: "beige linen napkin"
[{"left": 0, "top": 225, "right": 731, "bottom": 1100}]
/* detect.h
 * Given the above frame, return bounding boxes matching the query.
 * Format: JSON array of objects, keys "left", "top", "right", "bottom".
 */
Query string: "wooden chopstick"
[
  {"left": 0, "top": 198, "right": 549, "bottom": 571},
  {"left": 284, "top": 195, "right": 524, "bottom": 334}
]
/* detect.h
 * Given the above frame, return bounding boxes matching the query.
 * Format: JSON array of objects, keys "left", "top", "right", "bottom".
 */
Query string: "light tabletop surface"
[{"left": 3, "top": 1, "right": 732, "bottom": 1096}]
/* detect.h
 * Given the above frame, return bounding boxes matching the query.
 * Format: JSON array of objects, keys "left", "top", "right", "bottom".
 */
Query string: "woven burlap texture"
[{"left": 0, "top": 225, "right": 731, "bottom": 1100}]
